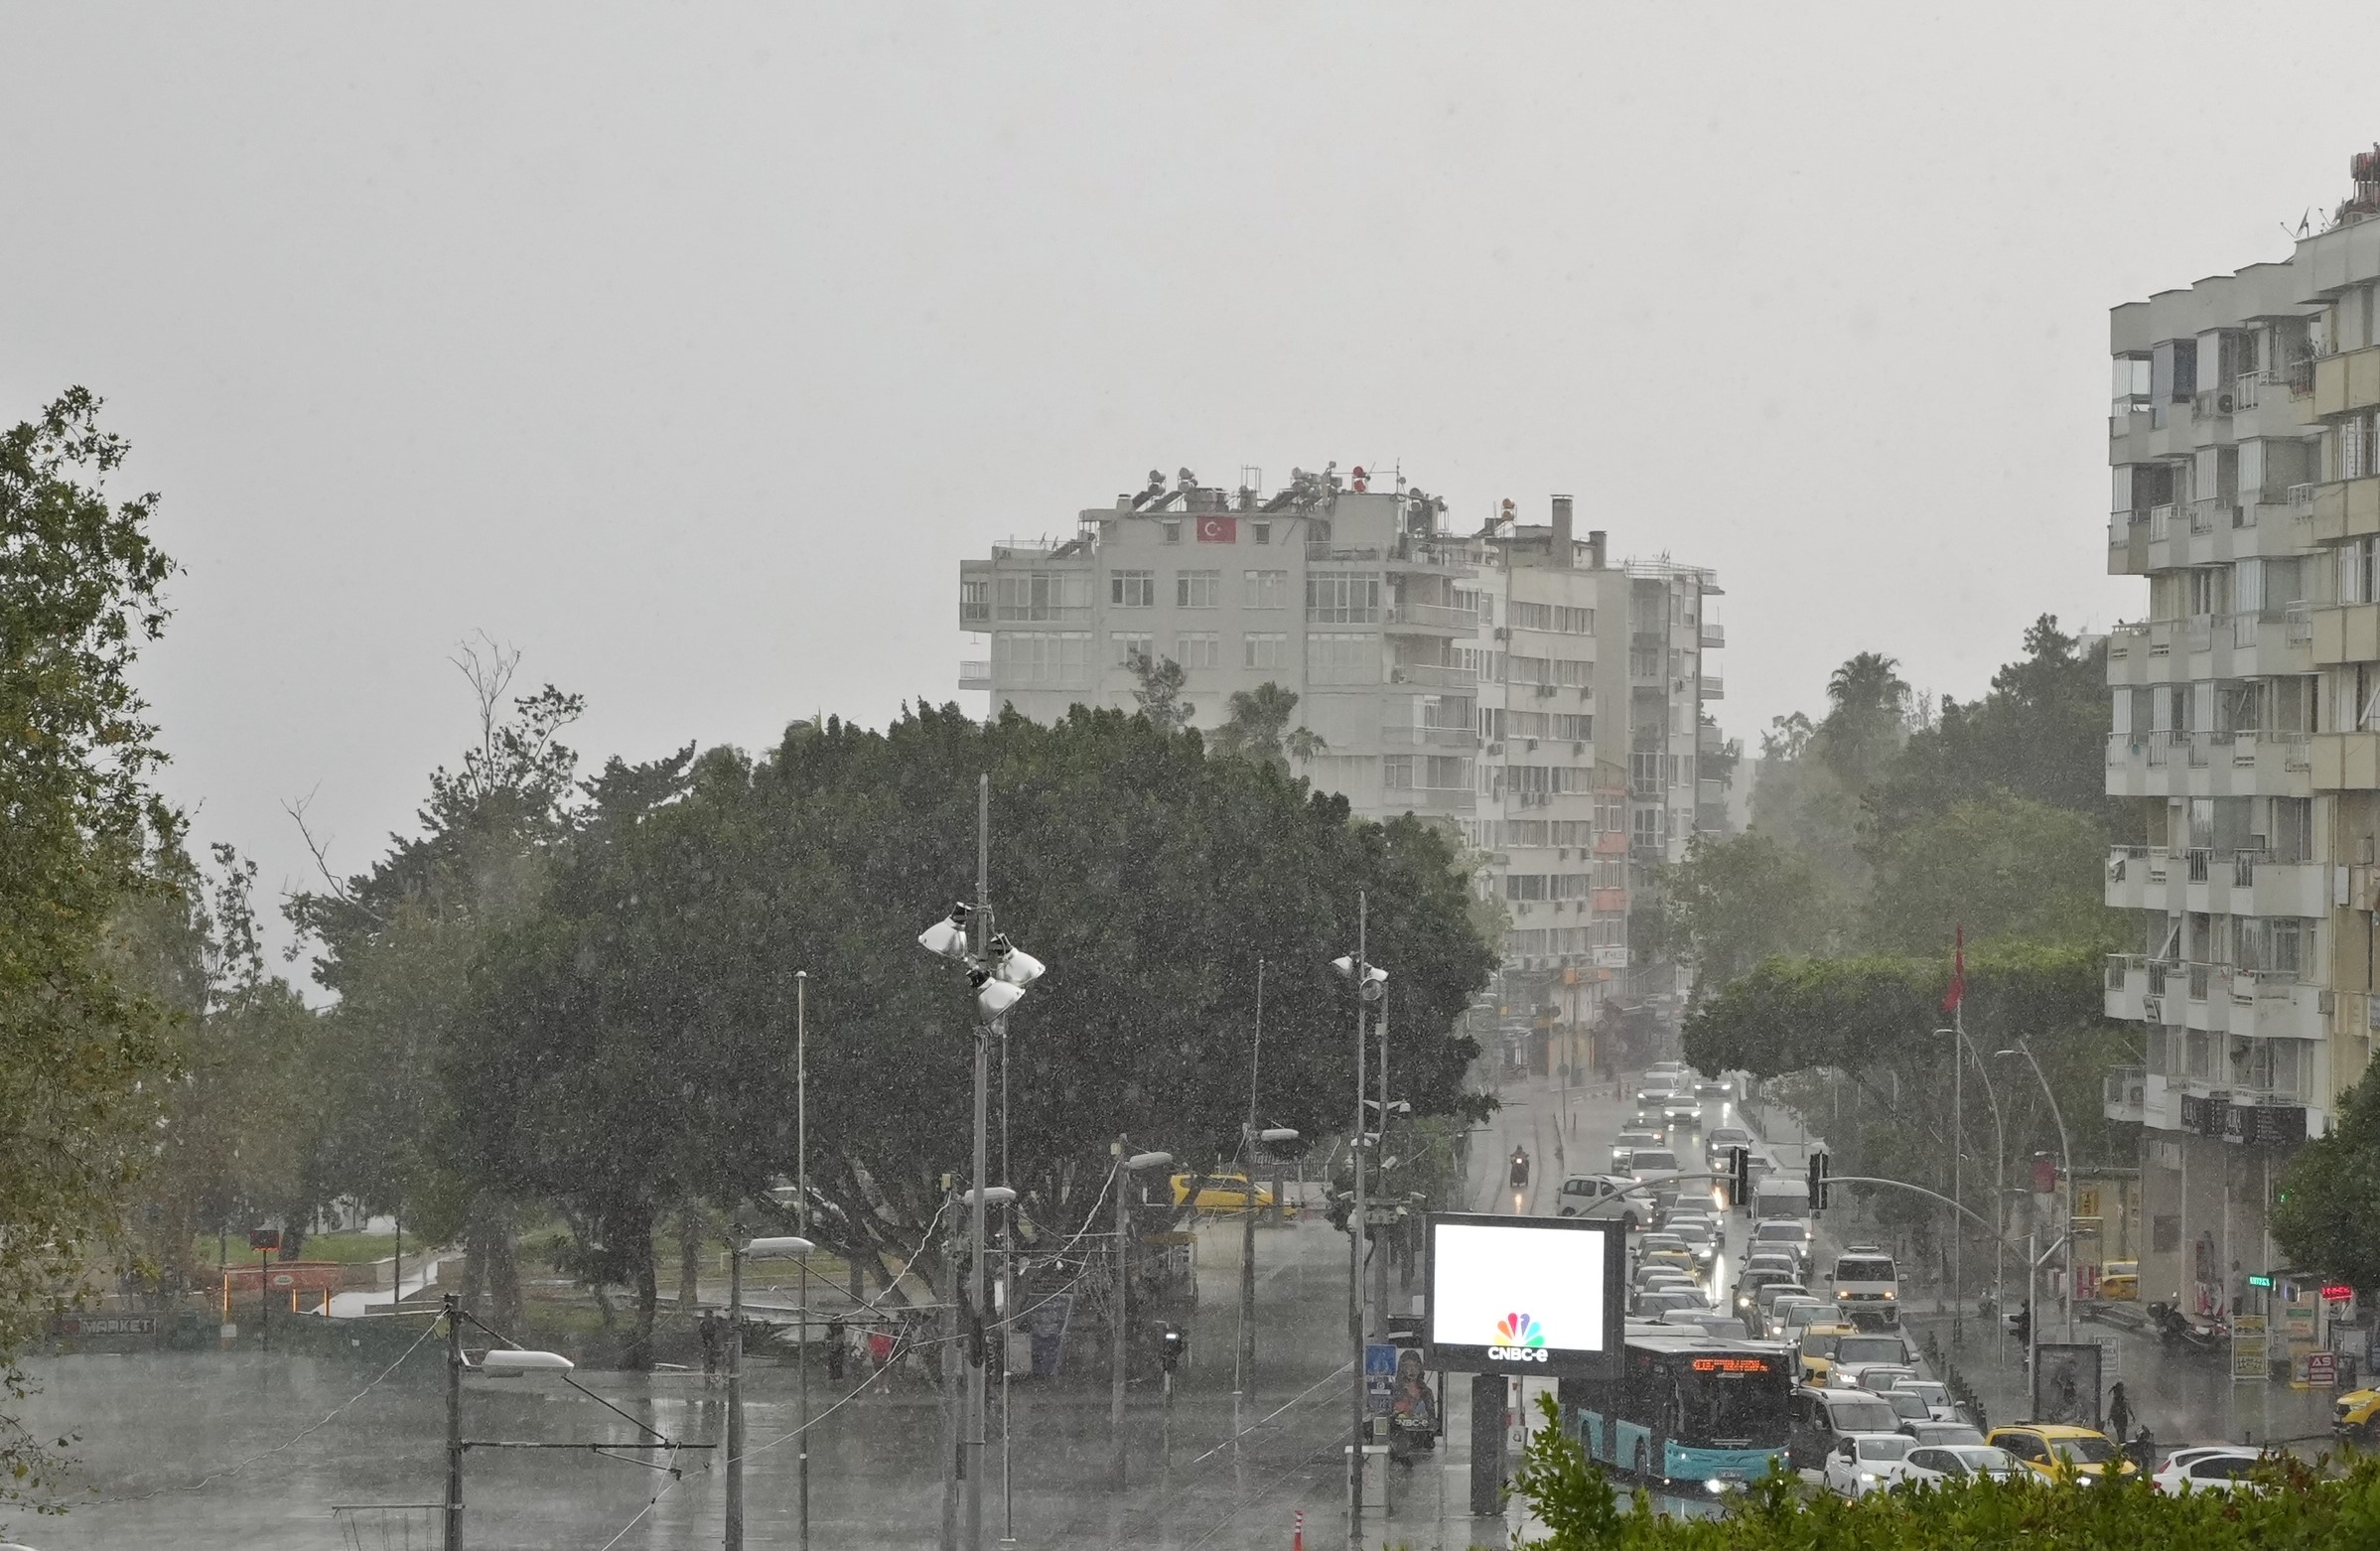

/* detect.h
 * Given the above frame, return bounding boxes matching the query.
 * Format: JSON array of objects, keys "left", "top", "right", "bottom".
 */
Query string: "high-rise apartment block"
[
  {"left": 2103, "top": 152, "right": 2380, "bottom": 1323},
  {"left": 958, "top": 468, "right": 1724, "bottom": 1056}
]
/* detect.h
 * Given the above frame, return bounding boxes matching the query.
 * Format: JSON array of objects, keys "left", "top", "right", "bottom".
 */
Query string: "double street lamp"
[
  {"left": 725, "top": 1234, "right": 814, "bottom": 1551},
  {"left": 1996, "top": 1038, "right": 2076, "bottom": 1341},
  {"left": 1110, "top": 1147, "right": 1176, "bottom": 1490}
]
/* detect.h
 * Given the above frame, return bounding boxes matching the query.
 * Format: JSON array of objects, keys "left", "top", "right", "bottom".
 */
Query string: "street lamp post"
[
  {"left": 437, "top": 1299, "right": 579, "bottom": 1551},
  {"left": 1330, "top": 898, "right": 1388, "bottom": 1551},
  {"left": 728, "top": 1234, "right": 814, "bottom": 1551},
  {"left": 794, "top": 970, "right": 811, "bottom": 1551},
  {"left": 1997, "top": 1040, "right": 2077, "bottom": 1341},
  {"left": 1110, "top": 1146, "right": 1174, "bottom": 1490},
  {"left": 914, "top": 776, "right": 1047, "bottom": 1551},
  {"left": 1936, "top": 1025, "right": 2008, "bottom": 1353}
]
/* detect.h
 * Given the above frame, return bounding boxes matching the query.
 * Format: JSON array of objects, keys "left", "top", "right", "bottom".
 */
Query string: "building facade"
[
  {"left": 958, "top": 470, "right": 1725, "bottom": 1065},
  {"left": 2102, "top": 160, "right": 2380, "bottom": 1322}
]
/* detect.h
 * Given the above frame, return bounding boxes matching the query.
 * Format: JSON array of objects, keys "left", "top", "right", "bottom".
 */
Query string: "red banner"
[{"left": 1195, "top": 515, "right": 1237, "bottom": 543}]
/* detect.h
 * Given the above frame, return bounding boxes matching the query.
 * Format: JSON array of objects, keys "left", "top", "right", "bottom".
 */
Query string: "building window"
[
  {"left": 1558, "top": 605, "right": 1594, "bottom": 634},
  {"left": 1306, "top": 570, "right": 1382, "bottom": 624},
  {"left": 1113, "top": 632, "right": 1153, "bottom": 667},
  {"left": 1512, "top": 601, "right": 1554, "bottom": 633},
  {"left": 1307, "top": 632, "right": 1378, "bottom": 684},
  {"left": 1162, "top": 520, "right": 1183, "bottom": 544},
  {"left": 960, "top": 577, "right": 989, "bottom": 625},
  {"left": 994, "top": 570, "right": 1090, "bottom": 622},
  {"left": 992, "top": 631, "right": 1092, "bottom": 684},
  {"left": 1111, "top": 570, "right": 1157, "bottom": 608},
  {"left": 1177, "top": 631, "right": 1220, "bottom": 670},
  {"left": 1177, "top": 570, "right": 1221, "bottom": 609},
  {"left": 1252, "top": 521, "right": 1271, "bottom": 545},
  {"left": 1243, "top": 569, "right": 1288, "bottom": 609},
  {"left": 1244, "top": 632, "right": 1287, "bottom": 670},
  {"left": 1552, "top": 713, "right": 1594, "bottom": 741}
]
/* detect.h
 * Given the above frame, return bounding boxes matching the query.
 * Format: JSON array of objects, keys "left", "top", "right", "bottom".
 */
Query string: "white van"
[
  {"left": 1556, "top": 1173, "right": 1644, "bottom": 1228},
  {"left": 1752, "top": 1175, "right": 1812, "bottom": 1223},
  {"left": 1828, "top": 1247, "right": 1900, "bottom": 1329}
]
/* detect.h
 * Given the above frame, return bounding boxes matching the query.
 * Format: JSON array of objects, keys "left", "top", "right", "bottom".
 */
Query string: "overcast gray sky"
[{"left": 4, "top": 3, "right": 2369, "bottom": 957}]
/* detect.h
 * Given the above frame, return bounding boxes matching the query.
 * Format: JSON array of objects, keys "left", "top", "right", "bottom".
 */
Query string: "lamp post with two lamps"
[
  {"left": 1996, "top": 1038, "right": 2076, "bottom": 1341},
  {"left": 1110, "top": 1145, "right": 1175, "bottom": 1491},
  {"left": 1932, "top": 1024, "right": 2007, "bottom": 1351}
]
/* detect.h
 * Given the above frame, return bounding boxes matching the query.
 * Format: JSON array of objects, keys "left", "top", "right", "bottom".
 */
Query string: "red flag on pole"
[{"left": 1941, "top": 923, "right": 1965, "bottom": 1013}]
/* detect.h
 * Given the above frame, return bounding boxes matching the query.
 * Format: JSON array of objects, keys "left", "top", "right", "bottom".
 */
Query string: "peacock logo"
[{"left": 1488, "top": 1312, "right": 1548, "bottom": 1361}]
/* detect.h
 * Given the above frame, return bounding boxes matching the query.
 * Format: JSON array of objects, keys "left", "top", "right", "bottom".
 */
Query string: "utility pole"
[
  {"left": 1374, "top": 1003, "right": 1392, "bottom": 1324},
  {"left": 965, "top": 774, "right": 991, "bottom": 1551},
  {"left": 1238, "top": 959, "right": 1265, "bottom": 1391},
  {"left": 1952, "top": 997, "right": 1964, "bottom": 1345},
  {"left": 443, "top": 1293, "right": 463, "bottom": 1551},
  {"left": 1110, "top": 1139, "right": 1132, "bottom": 1490},
  {"left": 726, "top": 1226, "right": 746, "bottom": 1551},
  {"left": 1347, "top": 890, "right": 1369, "bottom": 1551},
  {"left": 939, "top": 1187, "right": 960, "bottom": 1551},
  {"left": 999, "top": 1023, "right": 1017, "bottom": 1551},
  {"left": 796, "top": 970, "right": 811, "bottom": 1551}
]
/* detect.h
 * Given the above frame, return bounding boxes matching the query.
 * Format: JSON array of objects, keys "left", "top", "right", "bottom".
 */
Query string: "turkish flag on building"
[{"left": 1195, "top": 515, "right": 1238, "bottom": 543}]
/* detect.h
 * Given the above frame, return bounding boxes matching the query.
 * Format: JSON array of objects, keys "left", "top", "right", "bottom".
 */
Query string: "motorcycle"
[{"left": 2146, "top": 1300, "right": 2227, "bottom": 1354}]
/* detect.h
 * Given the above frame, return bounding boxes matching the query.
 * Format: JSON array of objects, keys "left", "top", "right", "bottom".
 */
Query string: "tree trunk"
[
  {"left": 679, "top": 1201, "right": 702, "bottom": 1317},
  {"left": 461, "top": 1191, "right": 525, "bottom": 1335},
  {"left": 627, "top": 1216, "right": 659, "bottom": 1370}
]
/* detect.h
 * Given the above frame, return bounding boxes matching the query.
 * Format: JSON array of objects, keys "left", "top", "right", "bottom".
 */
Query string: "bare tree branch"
[{"left": 281, "top": 784, "right": 383, "bottom": 923}]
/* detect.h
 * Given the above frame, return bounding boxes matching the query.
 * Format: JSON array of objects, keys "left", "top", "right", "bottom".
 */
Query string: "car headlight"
[
  {"left": 1857, "top": 1472, "right": 1877, "bottom": 1483},
  {"left": 1883, "top": 1291, "right": 1894, "bottom": 1299}
]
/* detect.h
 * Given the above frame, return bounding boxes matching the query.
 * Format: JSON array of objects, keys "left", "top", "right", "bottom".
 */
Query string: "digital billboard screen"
[{"left": 1424, "top": 1212, "right": 1625, "bottom": 1382}]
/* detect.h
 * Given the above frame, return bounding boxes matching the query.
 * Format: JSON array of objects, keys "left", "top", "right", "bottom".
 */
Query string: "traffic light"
[
  {"left": 1808, "top": 1151, "right": 1830, "bottom": 1215},
  {"left": 1727, "top": 1147, "right": 1750, "bottom": 1207},
  {"left": 1159, "top": 1323, "right": 1187, "bottom": 1375},
  {"left": 2012, "top": 1303, "right": 2031, "bottom": 1345}
]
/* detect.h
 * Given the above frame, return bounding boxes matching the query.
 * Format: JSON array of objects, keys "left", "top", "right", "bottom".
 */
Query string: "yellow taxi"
[
  {"left": 1169, "top": 1173, "right": 1276, "bottom": 1213},
  {"left": 1986, "top": 1424, "right": 2138, "bottom": 1481},
  {"left": 2098, "top": 1260, "right": 2139, "bottom": 1301},
  {"left": 2335, "top": 1387, "right": 2380, "bottom": 1444},
  {"left": 1795, "top": 1323, "right": 1858, "bottom": 1388}
]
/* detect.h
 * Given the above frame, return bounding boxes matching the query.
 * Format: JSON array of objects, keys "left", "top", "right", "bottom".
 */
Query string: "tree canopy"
[
  {"left": 445, "top": 701, "right": 1496, "bottom": 1361},
  {"left": 2273, "top": 1063, "right": 2380, "bottom": 1296}
]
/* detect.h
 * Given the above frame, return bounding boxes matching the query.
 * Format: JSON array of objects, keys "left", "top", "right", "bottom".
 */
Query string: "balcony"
[
  {"left": 1384, "top": 602, "right": 1476, "bottom": 634},
  {"left": 2104, "top": 954, "right": 2147, "bottom": 1022},
  {"left": 1382, "top": 785, "right": 1475, "bottom": 814},
  {"left": 958, "top": 659, "right": 991, "bottom": 691},
  {"left": 1700, "top": 622, "right": 1725, "bottom": 648},
  {"left": 2107, "top": 845, "right": 2325, "bottom": 917},
  {"left": 1380, "top": 723, "right": 1479, "bottom": 752},
  {"left": 1388, "top": 661, "right": 1478, "bottom": 690},
  {"left": 2148, "top": 503, "right": 2173, "bottom": 541},
  {"left": 2104, "top": 1064, "right": 2148, "bottom": 1124},
  {"left": 1699, "top": 674, "right": 1724, "bottom": 700},
  {"left": 2312, "top": 730, "right": 2380, "bottom": 789}
]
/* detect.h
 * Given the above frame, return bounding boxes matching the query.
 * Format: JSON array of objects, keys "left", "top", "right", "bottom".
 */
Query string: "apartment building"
[
  {"left": 2102, "top": 152, "right": 2380, "bottom": 1330},
  {"left": 957, "top": 471, "right": 1725, "bottom": 1065}
]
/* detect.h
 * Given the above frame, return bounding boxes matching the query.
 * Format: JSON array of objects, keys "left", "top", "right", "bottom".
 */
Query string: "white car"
[
  {"left": 1828, "top": 1334, "right": 1914, "bottom": 1390},
  {"left": 1882, "top": 1378, "right": 1963, "bottom": 1424},
  {"left": 1824, "top": 1432, "right": 1915, "bottom": 1497},
  {"left": 1854, "top": 1364, "right": 1919, "bottom": 1396},
  {"left": 1899, "top": 1443, "right": 2024, "bottom": 1486},
  {"left": 2152, "top": 1446, "right": 2267, "bottom": 1495}
]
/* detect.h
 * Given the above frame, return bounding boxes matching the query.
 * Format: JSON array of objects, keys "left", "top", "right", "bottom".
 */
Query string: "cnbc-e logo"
[{"left": 1487, "top": 1312, "right": 1548, "bottom": 1362}]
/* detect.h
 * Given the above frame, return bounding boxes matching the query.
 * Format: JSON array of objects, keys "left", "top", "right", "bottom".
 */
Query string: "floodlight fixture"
[
  {"left": 741, "top": 1236, "right": 815, "bottom": 1259},
  {"left": 1124, "top": 1151, "right": 1175, "bottom": 1173},
  {"left": 964, "top": 1186, "right": 1018, "bottom": 1207},
  {"left": 987, "top": 933, "right": 1046, "bottom": 988},
  {"left": 969, "top": 969, "right": 1027, "bottom": 1019},
  {"left": 1256, "top": 1127, "right": 1301, "bottom": 1144},
  {"left": 917, "top": 902, "right": 974, "bottom": 960}
]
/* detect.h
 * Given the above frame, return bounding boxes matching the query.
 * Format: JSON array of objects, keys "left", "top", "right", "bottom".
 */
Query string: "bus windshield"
[{"left": 1675, "top": 1364, "right": 1791, "bottom": 1444}]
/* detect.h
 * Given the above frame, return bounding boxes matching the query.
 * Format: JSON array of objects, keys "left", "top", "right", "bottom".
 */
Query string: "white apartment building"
[
  {"left": 2102, "top": 152, "right": 2380, "bottom": 1329},
  {"left": 958, "top": 471, "right": 1724, "bottom": 1064}
]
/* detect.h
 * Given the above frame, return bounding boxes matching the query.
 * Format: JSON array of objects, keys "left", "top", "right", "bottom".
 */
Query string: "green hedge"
[{"left": 1508, "top": 1396, "right": 2380, "bottom": 1548}]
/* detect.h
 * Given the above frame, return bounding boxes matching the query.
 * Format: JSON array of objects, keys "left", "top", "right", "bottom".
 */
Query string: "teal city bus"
[{"left": 1568, "top": 1330, "right": 1794, "bottom": 1490}]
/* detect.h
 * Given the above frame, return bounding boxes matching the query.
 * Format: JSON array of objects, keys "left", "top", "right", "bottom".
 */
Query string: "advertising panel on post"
[{"left": 1424, "top": 1212, "right": 1625, "bottom": 1385}]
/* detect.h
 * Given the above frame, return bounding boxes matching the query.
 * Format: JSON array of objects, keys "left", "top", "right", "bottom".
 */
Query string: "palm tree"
[
  {"left": 1818, "top": 651, "right": 1909, "bottom": 789},
  {"left": 1215, "top": 682, "right": 1327, "bottom": 773}
]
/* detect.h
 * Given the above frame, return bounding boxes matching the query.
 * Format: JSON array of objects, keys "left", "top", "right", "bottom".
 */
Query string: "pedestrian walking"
[
  {"left": 2106, "top": 1381, "right": 2133, "bottom": 1442},
  {"left": 698, "top": 1310, "right": 722, "bottom": 1383},
  {"left": 824, "top": 1314, "right": 847, "bottom": 1383},
  {"left": 2131, "top": 1424, "right": 2157, "bottom": 1475},
  {"left": 866, "top": 1325, "right": 896, "bottom": 1394}
]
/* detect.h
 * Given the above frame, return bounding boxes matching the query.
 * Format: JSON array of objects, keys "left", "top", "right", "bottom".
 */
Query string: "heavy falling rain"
[{"left": 10, "top": 7, "right": 2380, "bottom": 1550}]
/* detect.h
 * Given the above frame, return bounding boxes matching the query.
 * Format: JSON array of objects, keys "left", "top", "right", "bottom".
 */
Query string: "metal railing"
[
  {"left": 958, "top": 659, "right": 991, "bottom": 687},
  {"left": 2105, "top": 1065, "right": 2148, "bottom": 1112},
  {"left": 2289, "top": 482, "right": 2317, "bottom": 512},
  {"left": 2233, "top": 371, "right": 2262, "bottom": 411},
  {"left": 1386, "top": 602, "right": 1476, "bottom": 632},
  {"left": 2149, "top": 503, "right": 2173, "bottom": 540},
  {"left": 1380, "top": 724, "right": 1479, "bottom": 751},
  {"left": 2286, "top": 602, "right": 2314, "bottom": 643},
  {"left": 1389, "top": 662, "right": 1478, "bottom": 689}
]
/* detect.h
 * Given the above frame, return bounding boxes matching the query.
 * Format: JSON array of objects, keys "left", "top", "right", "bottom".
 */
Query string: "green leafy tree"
[
  {"left": 1861, "top": 793, "right": 2116, "bottom": 955},
  {"left": 1126, "top": 650, "right": 1192, "bottom": 733},
  {"left": 1748, "top": 714, "right": 1868, "bottom": 896},
  {"left": 0, "top": 389, "right": 182, "bottom": 1517},
  {"left": 1659, "top": 831, "right": 1848, "bottom": 988},
  {"left": 2274, "top": 1063, "right": 2380, "bottom": 1296},
  {"left": 448, "top": 703, "right": 1496, "bottom": 1362},
  {"left": 286, "top": 635, "right": 584, "bottom": 1332},
  {"left": 1212, "top": 680, "right": 1327, "bottom": 772}
]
